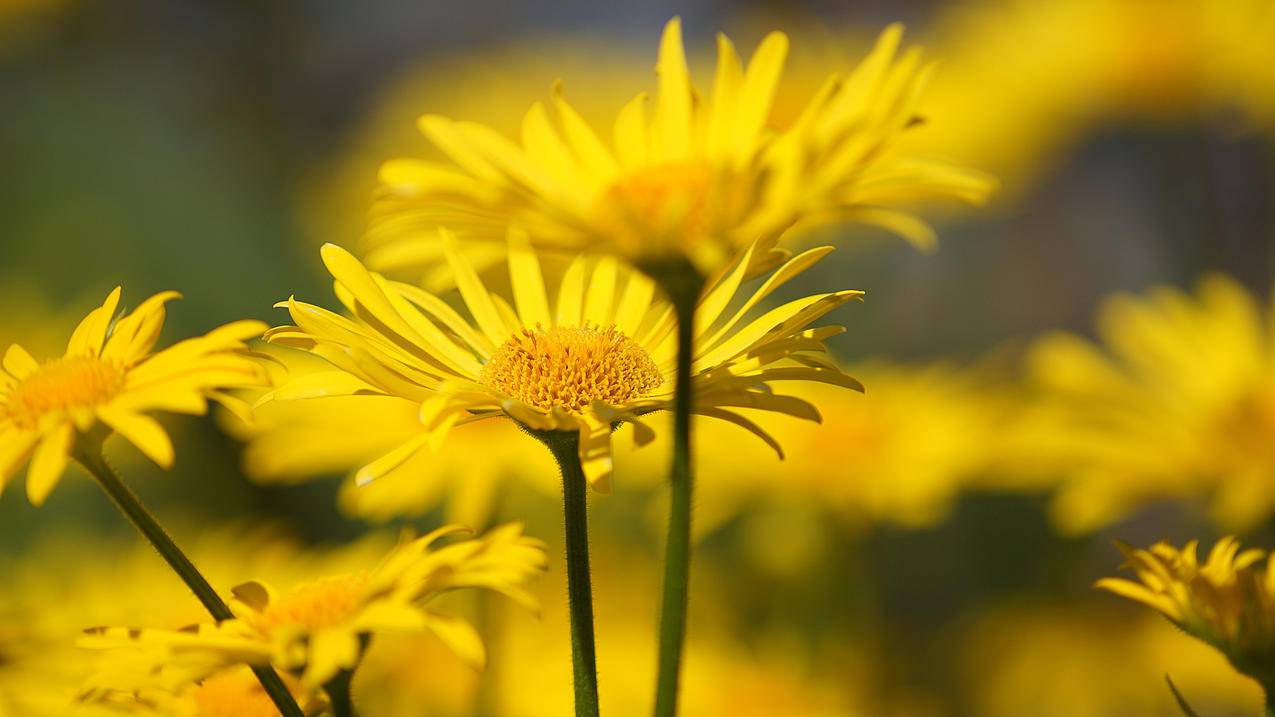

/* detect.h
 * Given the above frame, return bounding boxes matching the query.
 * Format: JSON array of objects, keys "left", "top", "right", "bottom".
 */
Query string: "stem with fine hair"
[
  {"left": 73, "top": 443, "right": 306, "bottom": 717},
  {"left": 536, "top": 430, "right": 601, "bottom": 717},
  {"left": 325, "top": 668, "right": 356, "bottom": 717},
  {"left": 650, "top": 261, "right": 704, "bottom": 717}
]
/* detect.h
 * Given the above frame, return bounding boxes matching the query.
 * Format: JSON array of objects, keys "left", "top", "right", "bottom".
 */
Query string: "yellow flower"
[
  {"left": 0, "top": 287, "right": 267, "bottom": 504},
  {"left": 1097, "top": 536, "right": 1275, "bottom": 686},
  {"left": 83, "top": 523, "right": 547, "bottom": 689},
  {"left": 225, "top": 357, "right": 559, "bottom": 525},
  {"left": 1013, "top": 273, "right": 1275, "bottom": 533},
  {"left": 0, "top": 525, "right": 382, "bottom": 717},
  {"left": 296, "top": 37, "right": 651, "bottom": 289},
  {"left": 261, "top": 238, "right": 862, "bottom": 491},
  {"left": 371, "top": 17, "right": 992, "bottom": 275},
  {"left": 81, "top": 665, "right": 326, "bottom": 717},
  {"left": 887, "top": 0, "right": 1275, "bottom": 193}
]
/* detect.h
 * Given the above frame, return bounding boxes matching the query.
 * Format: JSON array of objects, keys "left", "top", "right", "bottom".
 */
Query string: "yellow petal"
[
  {"left": 27, "top": 422, "right": 73, "bottom": 506},
  {"left": 0, "top": 431, "right": 38, "bottom": 490},
  {"left": 425, "top": 613, "right": 486, "bottom": 668},
  {"left": 97, "top": 407, "right": 174, "bottom": 468},
  {"left": 613, "top": 92, "right": 650, "bottom": 169},
  {"left": 733, "top": 31, "right": 788, "bottom": 166},
  {"left": 583, "top": 257, "right": 619, "bottom": 326},
  {"left": 654, "top": 17, "right": 692, "bottom": 161},
  {"left": 507, "top": 231, "right": 552, "bottom": 328},
  {"left": 556, "top": 255, "right": 587, "bottom": 326},
  {"left": 66, "top": 286, "right": 122, "bottom": 356},
  {"left": 2, "top": 344, "right": 39, "bottom": 379}
]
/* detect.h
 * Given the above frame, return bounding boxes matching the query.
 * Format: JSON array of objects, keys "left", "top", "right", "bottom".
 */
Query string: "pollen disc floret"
[
  {"left": 4, "top": 356, "right": 125, "bottom": 429},
  {"left": 479, "top": 324, "right": 664, "bottom": 414},
  {"left": 253, "top": 573, "right": 369, "bottom": 634}
]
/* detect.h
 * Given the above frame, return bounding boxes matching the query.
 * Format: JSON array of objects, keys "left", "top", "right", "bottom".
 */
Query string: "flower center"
[
  {"left": 479, "top": 325, "right": 664, "bottom": 413},
  {"left": 192, "top": 669, "right": 295, "bottom": 717},
  {"left": 3, "top": 355, "right": 125, "bottom": 429},
  {"left": 605, "top": 162, "right": 714, "bottom": 240},
  {"left": 255, "top": 573, "right": 369, "bottom": 634}
]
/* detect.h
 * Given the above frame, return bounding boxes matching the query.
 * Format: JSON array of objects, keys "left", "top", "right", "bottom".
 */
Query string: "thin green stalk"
[
  {"left": 323, "top": 634, "right": 370, "bottom": 717},
  {"left": 651, "top": 262, "right": 704, "bottom": 717},
  {"left": 325, "top": 669, "right": 356, "bottom": 717},
  {"left": 73, "top": 444, "right": 306, "bottom": 717},
  {"left": 1264, "top": 682, "right": 1275, "bottom": 717},
  {"left": 537, "top": 431, "right": 601, "bottom": 717}
]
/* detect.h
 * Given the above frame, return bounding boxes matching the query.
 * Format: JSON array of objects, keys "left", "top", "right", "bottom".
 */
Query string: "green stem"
[
  {"left": 652, "top": 264, "right": 704, "bottom": 717},
  {"left": 1264, "top": 682, "right": 1275, "bottom": 717},
  {"left": 537, "top": 431, "right": 601, "bottom": 717},
  {"left": 325, "top": 669, "right": 356, "bottom": 717},
  {"left": 74, "top": 444, "right": 306, "bottom": 717}
]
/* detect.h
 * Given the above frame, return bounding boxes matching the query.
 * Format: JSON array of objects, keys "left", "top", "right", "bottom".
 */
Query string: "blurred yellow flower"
[
  {"left": 261, "top": 238, "right": 861, "bottom": 491},
  {"left": 83, "top": 523, "right": 547, "bottom": 689},
  {"left": 1097, "top": 536, "right": 1275, "bottom": 688},
  {"left": 1015, "top": 273, "right": 1275, "bottom": 533},
  {"left": 0, "top": 526, "right": 390, "bottom": 717},
  {"left": 81, "top": 665, "right": 326, "bottom": 717},
  {"left": 295, "top": 38, "right": 651, "bottom": 289},
  {"left": 893, "top": 0, "right": 1275, "bottom": 192},
  {"left": 624, "top": 361, "right": 1015, "bottom": 536},
  {"left": 371, "top": 17, "right": 992, "bottom": 275},
  {"left": 224, "top": 347, "right": 558, "bottom": 527},
  {"left": 0, "top": 287, "right": 266, "bottom": 505}
]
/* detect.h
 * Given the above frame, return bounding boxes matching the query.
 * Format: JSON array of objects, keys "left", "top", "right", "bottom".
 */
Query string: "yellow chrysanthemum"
[
  {"left": 370, "top": 17, "right": 992, "bottom": 275},
  {"left": 83, "top": 523, "right": 546, "bottom": 689},
  {"left": 260, "top": 237, "right": 862, "bottom": 491},
  {"left": 1011, "top": 273, "right": 1275, "bottom": 533},
  {"left": 225, "top": 357, "right": 559, "bottom": 526},
  {"left": 81, "top": 665, "right": 326, "bottom": 717},
  {"left": 0, "top": 525, "right": 394, "bottom": 717},
  {"left": 0, "top": 287, "right": 267, "bottom": 505},
  {"left": 879, "top": 0, "right": 1275, "bottom": 193},
  {"left": 1097, "top": 536, "right": 1275, "bottom": 686},
  {"left": 627, "top": 361, "right": 1016, "bottom": 535}
]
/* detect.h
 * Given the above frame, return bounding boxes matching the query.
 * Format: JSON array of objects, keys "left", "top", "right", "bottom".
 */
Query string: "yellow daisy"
[
  {"left": 0, "top": 287, "right": 267, "bottom": 505},
  {"left": 370, "top": 17, "right": 993, "bottom": 276},
  {"left": 82, "top": 522, "right": 547, "bottom": 690},
  {"left": 1097, "top": 536, "right": 1275, "bottom": 689},
  {"left": 80, "top": 665, "right": 326, "bottom": 717},
  {"left": 1012, "top": 273, "right": 1275, "bottom": 533},
  {"left": 222, "top": 348, "right": 558, "bottom": 528},
  {"left": 259, "top": 237, "right": 862, "bottom": 491}
]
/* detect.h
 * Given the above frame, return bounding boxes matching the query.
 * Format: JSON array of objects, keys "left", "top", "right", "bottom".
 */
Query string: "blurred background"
[{"left": 1, "top": 1, "right": 1273, "bottom": 715}]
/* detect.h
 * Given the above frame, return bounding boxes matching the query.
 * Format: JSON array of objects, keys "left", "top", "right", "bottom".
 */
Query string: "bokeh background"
[{"left": 2, "top": 1, "right": 1274, "bottom": 715}]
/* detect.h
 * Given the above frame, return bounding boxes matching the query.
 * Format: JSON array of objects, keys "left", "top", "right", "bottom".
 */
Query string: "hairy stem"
[
  {"left": 74, "top": 444, "right": 305, "bottom": 717},
  {"left": 539, "top": 431, "right": 601, "bottom": 717},
  {"left": 651, "top": 263, "right": 704, "bottom": 717}
]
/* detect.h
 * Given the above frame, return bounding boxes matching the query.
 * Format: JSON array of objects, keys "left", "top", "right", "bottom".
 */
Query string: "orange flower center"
[
  {"left": 605, "top": 161, "right": 714, "bottom": 241},
  {"left": 191, "top": 668, "right": 299, "bottom": 717},
  {"left": 479, "top": 325, "right": 664, "bottom": 413},
  {"left": 255, "top": 573, "right": 369, "bottom": 634},
  {"left": 3, "top": 355, "right": 125, "bottom": 429}
]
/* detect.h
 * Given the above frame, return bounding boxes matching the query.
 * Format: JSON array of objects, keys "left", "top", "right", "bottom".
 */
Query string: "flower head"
[
  {"left": 0, "top": 287, "right": 267, "bottom": 504},
  {"left": 261, "top": 237, "right": 861, "bottom": 491},
  {"left": 81, "top": 665, "right": 327, "bottom": 717},
  {"left": 370, "top": 18, "right": 993, "bottom": 275},
  {"left": 82, "top": 523, "right": 547, "bottom": 688},
  {"left": 1097, "top": 536, "right": 1275, "bottom": 684},
  {"left": 1012, "top": 274, "right": 1275, "bottom": 533}
]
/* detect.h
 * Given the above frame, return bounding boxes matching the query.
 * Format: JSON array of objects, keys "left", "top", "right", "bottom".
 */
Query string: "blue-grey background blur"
[{"left": 1, "top": 1, "right": 1272, "bottom": 715}]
